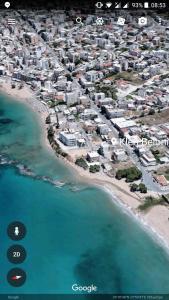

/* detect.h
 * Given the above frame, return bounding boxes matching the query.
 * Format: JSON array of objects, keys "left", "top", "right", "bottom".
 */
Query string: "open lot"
[{"left": 138, "top": 108, "right": 169, "bottom": 126}]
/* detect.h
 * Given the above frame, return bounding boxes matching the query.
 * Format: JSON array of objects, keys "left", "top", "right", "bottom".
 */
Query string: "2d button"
[
  {"left": 7, "top": 268, "right": 26, "bottom": 287},
  {"left": 7, "top": 245, "right": 27, "bottom": 264},
  {"left": 7, "top": 221, "right": 26, "bottom": 241}
]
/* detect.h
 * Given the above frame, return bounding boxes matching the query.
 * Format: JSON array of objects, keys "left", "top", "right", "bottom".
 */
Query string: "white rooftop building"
[{"left": 59, "top": 131, "right": 77, "bottom": 147}]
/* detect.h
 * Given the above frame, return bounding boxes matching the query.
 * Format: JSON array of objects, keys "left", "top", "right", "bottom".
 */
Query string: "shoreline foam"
[{"left": 102, "top": 184, "right": 169, "bottom": 254}]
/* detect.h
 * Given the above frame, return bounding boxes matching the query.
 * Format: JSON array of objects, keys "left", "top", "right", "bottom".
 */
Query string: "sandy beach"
[
  {"left": 1, "top": 78, "right": 169, "bottom": 250},
  {"left": 0, "top": 79, "right": 53, "bottom": 152}
]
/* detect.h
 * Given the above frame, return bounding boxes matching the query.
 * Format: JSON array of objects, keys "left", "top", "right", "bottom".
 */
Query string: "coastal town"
[
  {"left": 1, "top": 7, "right": 169, "bottom": 208},
  {"left": 2, "top": 3, "right": 169, "bottom": 294}
]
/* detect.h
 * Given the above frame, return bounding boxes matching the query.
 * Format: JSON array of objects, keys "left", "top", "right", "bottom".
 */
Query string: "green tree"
[
  {"left": 75, "top": 158, "right": 88, "bottom": 170},
  {"left": 48, "top": 126, "right": 54, "bottom": 137},
  {"left": 126, "top": 167, "right": 142, "bottom": 182},
  {"left": 130, "top": 183, "right": 138, "bottom": 192},
  {"left": 115, "top": 169, "right": 127, "bottom": 180},
  {"left": 116, "top": 167, "right": 142, "bottom": 182},
  {"left": 66, "top": 74, "right": 73, "bottom": 82},
  {"left": 75, "top": 59, "right": 82, "bottom": 66},
  {"left": 138, "top": 196, "right": 165, "bottom": 211},
  {"left": 139, "top": 183, "right": 147, "bottom": 193},
  {"left": 149, "top": 108, "right": 155, "bottom": 115},
  {"left": 89, "top": 165, "right": 100, "bottom": 173}
]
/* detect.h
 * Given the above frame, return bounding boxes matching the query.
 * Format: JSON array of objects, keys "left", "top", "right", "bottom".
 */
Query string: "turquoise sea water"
[{"left": 0, "top": 94, "right": 169, "bottom": 295}]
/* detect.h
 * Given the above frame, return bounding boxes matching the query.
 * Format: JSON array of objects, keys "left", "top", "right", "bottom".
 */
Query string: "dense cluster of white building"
[{"left": 1, "top": 9, "right": 169, "bottom": 187}]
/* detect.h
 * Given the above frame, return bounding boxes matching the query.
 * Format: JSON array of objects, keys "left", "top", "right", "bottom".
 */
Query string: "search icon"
[{"left": 76, "top": 17, "right": 83, "bottom": 24}]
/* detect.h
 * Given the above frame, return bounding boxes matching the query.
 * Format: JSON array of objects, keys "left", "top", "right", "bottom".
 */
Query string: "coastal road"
[{"left": 17, "top": 10, "right": 169, "bottom": 194}]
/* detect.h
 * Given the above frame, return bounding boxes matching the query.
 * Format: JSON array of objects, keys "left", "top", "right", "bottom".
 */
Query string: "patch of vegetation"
[
  {"left": 116, "top": 167, "right": 142, "bottom": 182},
  {"left": 151, "top": 149, "right": 161, "bottom": 163},
  {"left": 151, "top": 149, "right": 160, "bottom": 156},
  {"left": 140, "top": 45, "right": 149, "bottom": 50},
  {"left": 69, "top": 102, "right": 78, "bottom": 107},
  {"left": 138, "top": 108, "right": 169, "bottom": 126},
  {"left": 126, "top": 95, "right": 133, "bottom": 100},
  {"left": 47, "top": 99, "right": 65, "bottom": 108},
  {"left": 160, "top": 73, "right": 169, "bottom": 80},
  {"left": 130, "top": 183, "right": 147, "bottom": 193},
  {"left": 165, "top": 174, "right": 169, "bottom": 181},
  {"left": 95, "top": 83, "right": 118, "bottom": 101},
  {"left": 120, "top": 48, "right": 128, "bottom": 52},
  {"left": 75, "top": 59, "right": 82, "bottom": 66},
  {"left": 140, "top": 133, "right": 151, "bottom": 140},
  {"left": 89, "top": 165, "right": 100, "bottom": 173},
  {"left": 47, "top": 127, "right": 68, "bottom": 158},
  {"left": 114, "top": 71, "right": 143, "bottom": 85},
  {"left": 138, "top": 196, "right": 166, "bottom": 212},
  {"left": 74, "top": 113, "right": 80, "bottom": 121},
  {"left": 139, "top": 183, "right": 147, "bottom": 194},
  {"left": 48, "top": 100, "right": 56, "bottom": 108},
  {"left": 65, "top": 74, "right": 73, "bottom": 82},
  {"left": 47, "top": 126, "right": 54, "bottom": 140},
  {"left": 55, "top": 101, "right": 65, "bottom": 106},
  {"left": 139, "top": 183, "right": 147, "bottom": 193},
  {"left": 45, "top": 115, "right": 51, "bottom": 124},
  {"left": 130, "top": 183, "right": 138, "bottom": 192},
  {"left": 75, "top": 157, "right": 88, "bottom": 170},
  {"left": 148, "top": 108, "right": 155, "bottom": 115}
]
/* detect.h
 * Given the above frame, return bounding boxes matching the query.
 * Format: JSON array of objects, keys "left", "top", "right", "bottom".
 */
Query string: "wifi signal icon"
[{"left": 106, "top": 2, "right": 112, "bottom": 8}]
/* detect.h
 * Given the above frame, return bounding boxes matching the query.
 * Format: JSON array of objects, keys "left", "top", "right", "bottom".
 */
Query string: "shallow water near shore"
[
  {"left": 1, "top": 93, "right": 169, "bottom": 294},
  {"left": 0, "top": 94, "right": 72, "bottom": 180}
]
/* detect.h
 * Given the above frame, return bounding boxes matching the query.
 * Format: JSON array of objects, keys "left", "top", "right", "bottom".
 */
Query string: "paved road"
[
  {"left": 90, "top": 99, "right": 169, "bottom": 194},
  {"left": 18, "top": 11, "right": 169, "bottom": 194}
]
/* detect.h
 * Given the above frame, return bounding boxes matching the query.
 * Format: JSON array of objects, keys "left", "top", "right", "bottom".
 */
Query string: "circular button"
[
  {"left": 7, "top": 268, "right": 26, "bottom": 287},
  {"left": 7, "top": 222, "right": 26, "bottom": 241},
  {"left": 7, "top": 245, "right": 27, "bottom": 264}
]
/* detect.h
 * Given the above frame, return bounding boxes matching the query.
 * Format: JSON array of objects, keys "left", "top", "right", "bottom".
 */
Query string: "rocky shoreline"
[{"left": 0, "top": 154, "right": 66, "bottom": 188}]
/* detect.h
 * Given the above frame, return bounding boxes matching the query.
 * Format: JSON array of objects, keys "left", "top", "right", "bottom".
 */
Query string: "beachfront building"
[
  {"left": 59, "top": 131, "right": 77, "bottom": 147},
  {"left": 87, "top": 151, "right": 100, "bottom": 163}
]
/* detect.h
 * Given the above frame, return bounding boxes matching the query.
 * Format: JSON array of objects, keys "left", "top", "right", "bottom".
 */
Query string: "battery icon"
[{"left": 144, "top": 2, "right": 149, "bottom": 8}]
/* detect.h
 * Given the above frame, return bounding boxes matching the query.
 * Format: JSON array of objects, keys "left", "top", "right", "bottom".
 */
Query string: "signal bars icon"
[
  {"left": 8, "top": 18, "right": 16, "bottom": 25},
  {"left": 115, "top": 2, "right": 129, "bottom": 8},
  {"left": 115, "top": 2, "right": 121, "bottom": 8},
  {"left": 123, "top": 3, "right": 129, "bottom": 8}
]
